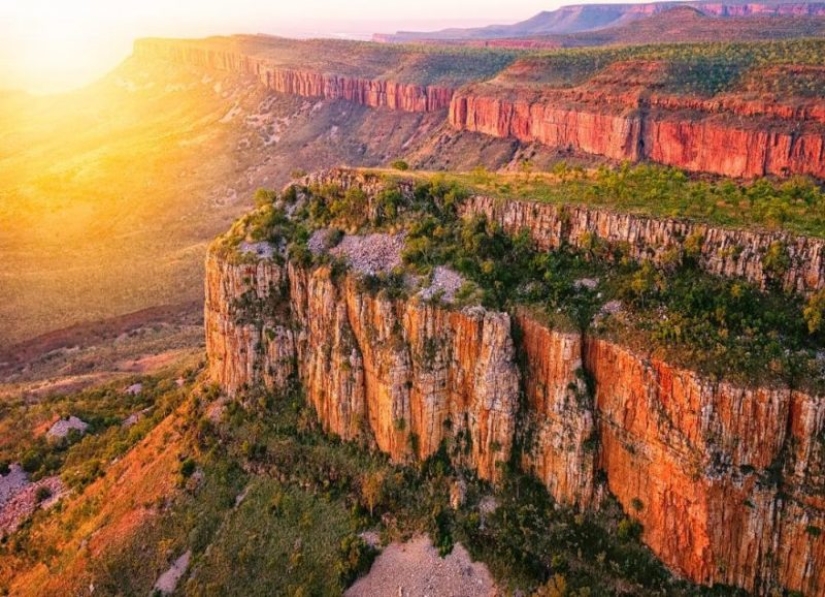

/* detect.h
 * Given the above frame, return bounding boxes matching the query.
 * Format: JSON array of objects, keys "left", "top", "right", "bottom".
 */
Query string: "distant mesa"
[{"left": 373, "top": 0, "right": 825, "bottom": 44}]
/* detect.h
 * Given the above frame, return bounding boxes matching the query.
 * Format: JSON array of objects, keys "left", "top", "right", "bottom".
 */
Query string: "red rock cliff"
[
  {"left": 449, "top": 62, "right": 825, "bottom": 179},
  {"left": 134, "top": 39, "right": 454, "bottom": 113},
  {"left": 205, "top": 174, "right": 825, "bottom": 595},
  {"left": 205, "top": 250, "right": 519, "bottom": 481}
]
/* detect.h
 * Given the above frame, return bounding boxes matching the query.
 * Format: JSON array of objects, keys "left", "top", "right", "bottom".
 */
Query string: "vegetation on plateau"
[
  {"left": 496, "top": 38, "right": 825, "bottom": 95},
  {"left": 233, "top": 168, "right": 825, "bottom": 389}
]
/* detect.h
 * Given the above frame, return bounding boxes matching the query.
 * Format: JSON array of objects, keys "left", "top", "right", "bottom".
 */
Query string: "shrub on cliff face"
[{"left": 804, "top": 290, "right": 825, "bottom": 334}]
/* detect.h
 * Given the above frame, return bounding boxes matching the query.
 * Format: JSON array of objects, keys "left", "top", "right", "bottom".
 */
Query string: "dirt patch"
[{"left": 345, "top": 535, "right": 497, "bottom": 597}]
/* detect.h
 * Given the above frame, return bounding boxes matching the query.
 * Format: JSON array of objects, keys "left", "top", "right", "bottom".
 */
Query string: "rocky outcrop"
[
  {"left": 449, "top": 77, "right": 825, "bottom": 179},
  {"left": 517, "top": 313, "right": 599, "bottom": 509},
  {"left": 302, "top": 169, "right": 825, "bottom": 296},
  {"left": 205, "top": 251, "right": 519, "bottom": 480},
  {"left": 461, "top": 194, "right": 825, "bottom": 295},
  {"left": 134, "top": 39, "right": 454, "bottom": 113},
  {"left": 205, "top": 175, "right": 825, "bottom": 594}
]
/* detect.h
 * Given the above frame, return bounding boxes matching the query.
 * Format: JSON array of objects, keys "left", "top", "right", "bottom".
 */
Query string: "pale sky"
[{"left": 0, "top": 0, "right": 568, "bottom": 93}]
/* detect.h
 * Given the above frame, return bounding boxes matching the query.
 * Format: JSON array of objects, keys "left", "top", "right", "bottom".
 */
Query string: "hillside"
[
  {"left": 421, "top": 7, "right": 825, "bottom": 49},
  {"left": 375, "top": 0, "right": 825, "bottom": 42},
  {"left": 0, "top": 39, "right": 529, "bottom": 350}
]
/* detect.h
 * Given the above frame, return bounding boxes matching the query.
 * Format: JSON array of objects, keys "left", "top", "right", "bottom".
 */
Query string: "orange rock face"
[
  {"left": 135, "top": 39, "right": 454, "bottom": 113},
  {"left": 206, "top": 253, "right": 519, "bottom": 480},
  {"left": 517, "top": 313, "right": 598, "bottom": 509},
  {"left": 206, "top": 243, "right": 825, "bottom": 594},
  {"left": 449, "top": 81, "right": 825, "bottom": 179},
  {"left": 205, "top": 177, "right": 825, "bottom": 595},
  {"left": 585, "top": 338, "right": 825, "bottom": 595}
]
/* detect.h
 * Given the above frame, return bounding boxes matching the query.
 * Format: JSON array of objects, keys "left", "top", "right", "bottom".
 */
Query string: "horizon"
[{"left": 0, "top": 0, "right": 662, "bottom": 95}]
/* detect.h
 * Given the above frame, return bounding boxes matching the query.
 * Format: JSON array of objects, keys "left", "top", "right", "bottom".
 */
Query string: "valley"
[{"left": 2, "top": 5, "right": 825, "bottom": 595}]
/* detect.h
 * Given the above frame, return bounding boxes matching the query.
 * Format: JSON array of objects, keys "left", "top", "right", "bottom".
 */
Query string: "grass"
[
  {"left": 493, "top": 38, "right": 825, "bottom": 96},
  {"left": 437, "top": 164, "right": 825, "bottom": 239}
]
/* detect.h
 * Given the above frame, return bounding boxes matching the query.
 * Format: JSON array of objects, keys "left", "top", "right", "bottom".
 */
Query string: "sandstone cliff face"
[
  {"left": 206, "top": 252, "right": 519, "bottom": 480},
  {"left": 585, "top": 338, "right": 825, "bottom": 594},
  {"left": 516, "top": 313, "right": 599, "bottom": 509},
  {"left": 134, "top": 39, "right": 454, "bottom": 113},
  {"left": 461, "top": 194, "right": 825, "bottom": 295},
  {"left": 449, "top": 84, "right": 825, "bottom": 179},
  {"left": 206, "top": 238, "right": 825, "bottom": 594},
  {"left": 205, "top": 172, "right": 825, "bottom": 594}
]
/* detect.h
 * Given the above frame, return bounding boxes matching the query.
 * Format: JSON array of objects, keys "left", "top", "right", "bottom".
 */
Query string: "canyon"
[
  {"left": 139, "top": 37, "right": 825, "bottom": 180},
  {"left": 134, "top": 38, "right": 462, "bottom": 114},
  {"left": 206, "top": 171, "right": 825, "bottom": 595}
]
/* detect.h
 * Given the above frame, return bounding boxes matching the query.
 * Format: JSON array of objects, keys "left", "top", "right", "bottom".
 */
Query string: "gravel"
[
  {"left": 345, "top": 536, "right": 497, "bottom": 597},
  {"left": 0, "top": 474, "right": 63, "bottom": 535},
  {"left": 330, "top": 233, "right": 406, "bottom": 275},
  {"left": 0, "top": 465, "right": 29, "bottom": 508},
  {"left": 420, "top": 267, "right": 466, "bottom": 304}
]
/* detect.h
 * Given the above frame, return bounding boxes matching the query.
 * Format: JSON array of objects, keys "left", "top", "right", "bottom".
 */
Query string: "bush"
[
  {"left": 180, "top": 458, "right": 197, "bottom": 479},
  {"left": 35, "top": 486, "right": 53, "bottom": 503},
  {"left": 390, "top": 160, "right": 409, "bottom": 171}
]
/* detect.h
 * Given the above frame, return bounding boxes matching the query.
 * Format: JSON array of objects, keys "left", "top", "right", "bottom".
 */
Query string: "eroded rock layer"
[
  {"left": 134, "top": 39, "right": 454, "bottom": 113},
  {"left": 205, "top": 174, "right": 825, "bottom": 595},
  {"left": 448, "top": 62, "right": 825, "bottom": 179}
]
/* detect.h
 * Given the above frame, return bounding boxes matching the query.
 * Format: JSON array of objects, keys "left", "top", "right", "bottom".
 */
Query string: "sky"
[{"left": 0, "top": 0, "right": 563, "bottom": 94}]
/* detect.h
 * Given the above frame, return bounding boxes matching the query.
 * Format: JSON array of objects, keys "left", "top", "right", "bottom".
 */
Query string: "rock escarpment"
[
  {"left": 205, "top": 251, "right": 519, "bottom": 480},
  {"left": 205, "top": 174, "right": 825, "bottom": 595},
  {"left": 449, "top": 61, "right": 825, "bottom": 179},
  {"left": 461, "top": 194, "right": 825, "bottom": 295},
  {"left": 134, "top": 39, "right": 454, "bottom": 113}
]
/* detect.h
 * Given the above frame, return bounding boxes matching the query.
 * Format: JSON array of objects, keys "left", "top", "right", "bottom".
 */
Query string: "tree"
[
  {"left": 361, "top": 471, "right": 385, "bottom": 517},
  {"left": 804, "top": 289, "right": 825, "bottom": 334}
]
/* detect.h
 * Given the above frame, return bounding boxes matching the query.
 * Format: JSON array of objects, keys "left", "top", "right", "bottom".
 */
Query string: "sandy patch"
[{"left": 345, "top": 536, "right": 497, "bottom": 597}]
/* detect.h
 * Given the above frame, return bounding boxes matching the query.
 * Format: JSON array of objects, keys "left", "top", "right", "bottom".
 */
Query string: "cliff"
[
  {"left": 206, "top": 246, "right": 825, "bottom": 594},
  {"left": 460, "top": 194, "right": 825, "bottom": 295},
  {"left": 134, "top": 38, "right": 456, "bottom": 113},
  {"left": 449, "top": 62, "right": 825, "bottom": 179},
  {"left": 205, "top": 251, "right": 519, "bottom": 480},
  {"left": 205, "top": 173, "right": 825, "bottom": 594}
]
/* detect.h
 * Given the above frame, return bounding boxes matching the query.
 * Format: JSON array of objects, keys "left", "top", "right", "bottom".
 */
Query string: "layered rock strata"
[
  {"left": 205, "top": 174, "right": 825, "bottom": 594},
  {"left": 134, "top": 39, "right": 454, "bottom": 113},
  {"left": 449, "top": 85, "right": 825, "bottom": 178}
]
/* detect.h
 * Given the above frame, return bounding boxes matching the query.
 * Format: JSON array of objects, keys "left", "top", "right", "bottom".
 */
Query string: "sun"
[{"left": 0, "top": 6, "right": 131, "bottom": 94}]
